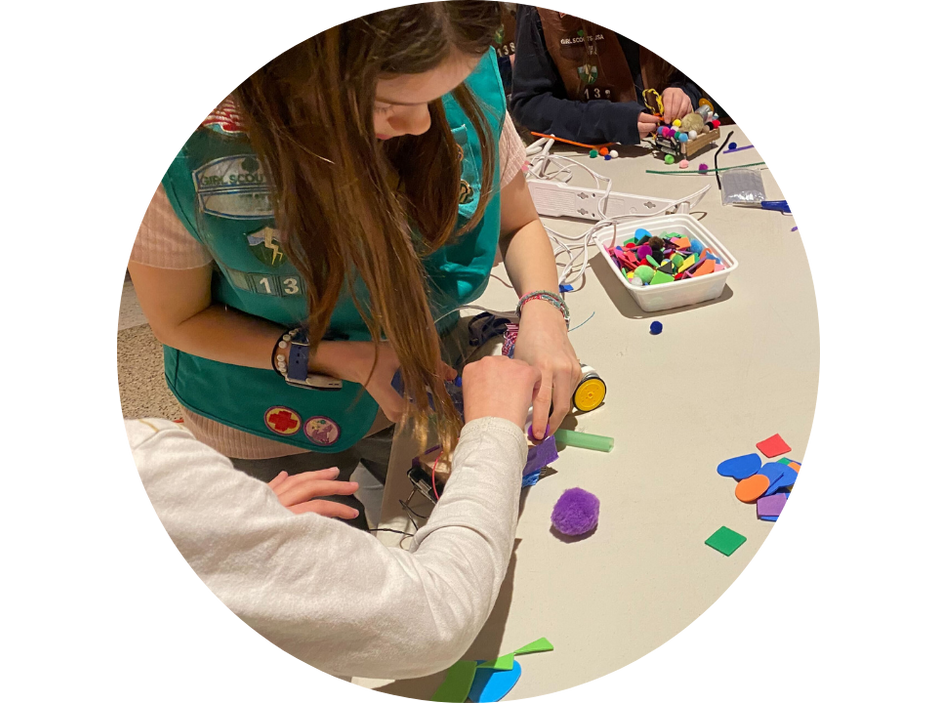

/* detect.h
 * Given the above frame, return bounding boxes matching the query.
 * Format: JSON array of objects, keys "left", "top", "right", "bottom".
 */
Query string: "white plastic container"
[{"left": 594, "top": 213, "right": 738, "bottom": 312}]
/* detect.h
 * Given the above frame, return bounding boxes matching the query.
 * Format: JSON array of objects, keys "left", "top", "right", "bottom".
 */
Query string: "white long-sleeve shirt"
[{"left": 126, "top": 416, "right": 527, "bottom": 680}]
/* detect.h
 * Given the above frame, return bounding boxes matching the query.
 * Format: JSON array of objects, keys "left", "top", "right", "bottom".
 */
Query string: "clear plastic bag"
[{"left": 720, "top": 168, "right": 766, "bottom": 206}]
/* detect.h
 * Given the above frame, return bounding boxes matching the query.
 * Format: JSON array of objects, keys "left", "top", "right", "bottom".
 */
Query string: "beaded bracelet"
[
  {"left": 516, "top": 289, "right": 570, "bottom": 328},
  {"left": 272, "top": 327, "right": 303, "bottom": 377}
]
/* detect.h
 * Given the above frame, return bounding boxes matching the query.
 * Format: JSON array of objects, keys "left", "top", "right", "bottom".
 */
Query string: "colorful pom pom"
[
  {"left": 729, "top": 142, "right": 738, "bottom": 150},
  {"left": 599, "top": 147, "right": 609, "bottom": 156},
  {"left": 679, "top": 159, "right": 689, "bottom": 169},
  {"left": 551, "top": 488, "right": 600, "bottom": 536},
  {"left": 650, "top": 321, "right": 663, "bottom": 335},
  {"left": 678, "top": 133, "right": 689, "bottom": 143},
  {"left": 589, "top": 149, "right": 598, "bottom": 158},
  {"left": 609, "top": 150, "right": 619, "bottom": 158},
  {"left": 699, "top": 163, "right": 709, "bottom": 172},
  {"left": 664, "top": 154, "right": 675, "bottom": 165},
  {"left": 672, "top": 119, "right": 682, "bottom": 127}
]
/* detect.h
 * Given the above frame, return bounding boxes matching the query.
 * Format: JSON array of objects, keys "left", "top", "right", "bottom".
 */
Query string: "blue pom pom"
[
  {"left": 604, "top": 154, "right": 612, "bottom": 160},
  {"left": 650, "top": 321, "right": 663, "bottom": 335},
  {"left": 678, "top": 133, "right": 689, "bottom": 143},
  {"left": 728, "top": 142, "right": 738, "bottom": 150},
  {"left": 690, "top": 239, "right": 704, "bottom": 254}
]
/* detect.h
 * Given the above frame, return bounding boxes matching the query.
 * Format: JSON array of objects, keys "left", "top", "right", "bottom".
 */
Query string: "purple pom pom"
[{"left": 551, "top": 488, "right": 600, "bottom": 536}]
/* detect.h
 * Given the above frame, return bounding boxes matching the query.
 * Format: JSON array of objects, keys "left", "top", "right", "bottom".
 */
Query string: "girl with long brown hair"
[{"left": 129, "top": 2, "right": 580, "bottom": 523}]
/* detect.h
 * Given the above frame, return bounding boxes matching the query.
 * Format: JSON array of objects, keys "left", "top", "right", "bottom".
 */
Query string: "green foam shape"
[
  {"left": 479, "top": 636, "right": 554, "bottom": 671},
  {"left": 645, "top": 255, "right": 660, "bottom": 267},
  {"left": 649, "top": 270, "right": 675, "bottom": 285},
  {"left": 432, "top": 660, "right": 478, "bottom": 702},
  {"left": 513, "top": 637, "right": 554, "bottom": 656},
  {"left": 478, "top": 653, "right": 515, "bottom": 671},
  {"left": 705, "top": 526, "right": 747, "bottom": 556},
  {"left": 777, "top": 458, "right": 791, "bottom": 465}
]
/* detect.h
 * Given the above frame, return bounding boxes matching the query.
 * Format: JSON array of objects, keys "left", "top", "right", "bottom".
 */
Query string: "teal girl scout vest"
[{"left": 160, "top": 49, "right": 505, "bottom": 453}]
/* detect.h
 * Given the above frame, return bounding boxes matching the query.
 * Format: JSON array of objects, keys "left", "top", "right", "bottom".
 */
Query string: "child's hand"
[
  {"left": 661, "top": 87, "right": 693, "bottom": 125},
  {"left": 637, "top": 112, "right": 660, "bottom": 139},
  {"left": 268, "top": 468, "right": 360, "bottom": 519},
  {"left": 461, "top": 356, "right": 542, "bottom": 429}
]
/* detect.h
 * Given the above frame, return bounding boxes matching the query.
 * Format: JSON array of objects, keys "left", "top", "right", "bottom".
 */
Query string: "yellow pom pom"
[{"left": 672, "top": 118, "right": 682, "bottom": 128}]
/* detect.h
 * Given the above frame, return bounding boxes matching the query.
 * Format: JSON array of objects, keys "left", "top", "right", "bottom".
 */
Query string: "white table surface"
[{"left": 355, "top": 127, "right": 819, "bottom": 699}]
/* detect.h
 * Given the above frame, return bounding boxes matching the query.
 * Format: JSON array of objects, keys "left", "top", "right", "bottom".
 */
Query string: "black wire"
[
  {"left": 713, "top": 129, "right": 735, "bottom": 191},
  {"left": 369, "top": 528, "right": 415, "bottom": 537},
  {"left": 399, "top": 499, "right": 429, "bottom": 521}
]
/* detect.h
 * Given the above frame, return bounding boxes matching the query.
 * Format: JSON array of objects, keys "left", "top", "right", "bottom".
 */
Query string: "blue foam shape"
[
  {"left": 765, "top": 465, "right": 798, "bottom": 496},
  {"left": 521, "top": 470, "right": 542, "bottom": 487},
  {"left": 635, "top": 228, "right": 651, "bottom": 239},
  {"left": 559, "top": 283, "right": 574, "bottom": 293},
  {"left": 759, "top": 515, "right": 779, "bottom": 522},
  {"left": 757, "top": 461, "right": 785, "bottom": 485},
  {"left": 717, "top": 453, "right": 761, "bottom": 480},
  {"left": 470, "top": 660, "right": 522, "bottom": 702}
]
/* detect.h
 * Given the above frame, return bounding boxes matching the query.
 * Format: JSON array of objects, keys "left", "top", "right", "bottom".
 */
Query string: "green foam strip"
[{"left": 431, "top": 660, "right": 478, "bottom": 702}]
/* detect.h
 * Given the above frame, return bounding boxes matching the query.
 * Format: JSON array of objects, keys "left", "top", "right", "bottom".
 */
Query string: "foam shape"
[
  {"left": 524, "top": 435, "right": 558, "bottom": 475},
  {"left": 756, "top": 433, "right": 792, "bottom": 458},
  {"left": 478, "top": 653, "right": 515, "bottom": 671},
  {"left": 649, "top": 270, "right": 675, "bottom": 285},
  {"left": 513, "top": 637, "right": 554, "bottom": 655},
  {"left": 735, "top": 474, "right": 770, "bottom": 503},
  {"left": 705, "top": 526, "right": 747, "bottom": 556},
  {"left": 469, "top": 660, "right": 522, "bottom": 702},
  {"left": 789, "top": 461, "right": 802, "bottom": 473},
  {"left": 678, "top": 254, "right": 696, "bottom": 273},
  {"left": 759, "top": 515, "right": 779, "bottom": 522},
  {"left": 659, "top": 260, "right": 674, "bottom": 275},
  {"left": 432, "top": 660, "right": 478, "bottom": 702},
  {"left": 521, "top": 470, "right": 542, "bottom": 487},
  {"left": 694, "top": 259, "right": 716, "bottom": 276},
  {"left": 717, "top": 453, "right": 761, "bottom": 480},
  {"left": 756, "top": 492, "right": 788, "bottom": 518},
  {"left": 714, "top": 263, "right": 726, "bottom": 272},
  {"left": 765, "top": 464, "right": 798, "bottom": 495},
  {"left": 758, "top": 461, "right": 786, "bottom": 486},
  {"left": 634, "top": 228, "right": 651, "bottom": 239},
  {"left": 645, "top": 255, "right": 660, "bottom": 268},
  {"left": 673, "top": 236, "right": 691, "bottom": 248}
]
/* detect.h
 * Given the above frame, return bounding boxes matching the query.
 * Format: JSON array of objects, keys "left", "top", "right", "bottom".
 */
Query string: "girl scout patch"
[
  {"left": 304, "top": 417, "right": 341, "bottom": 447},
  {"left": 577, "top": 63, "right": 599, "bottom": 85},
  {"left": 458, "top": 179, "right": 474, "bottom": 204},
  {"left": 264, "top": 406, "right": 302, "bottom": 435}
]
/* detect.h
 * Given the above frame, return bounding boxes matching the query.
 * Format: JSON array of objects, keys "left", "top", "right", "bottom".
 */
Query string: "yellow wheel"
[{"left": 573, "top": 377, "right": 606, "bottom": 412}]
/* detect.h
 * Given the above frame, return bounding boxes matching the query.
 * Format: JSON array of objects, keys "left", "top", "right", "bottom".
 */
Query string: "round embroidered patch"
[
  {"left": 264, "top": 406, "right": 302, "bottom": 436},
  {"left": 304, "top": 416, "right": 341, "bottom": 447}
]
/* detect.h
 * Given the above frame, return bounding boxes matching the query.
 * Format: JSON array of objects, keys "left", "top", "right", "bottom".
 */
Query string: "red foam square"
[{"left": 756, "top": 433, "right": 791, "bottom": 458}]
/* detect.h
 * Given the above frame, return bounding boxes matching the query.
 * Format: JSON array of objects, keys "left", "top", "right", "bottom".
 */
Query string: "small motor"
[{"left": 573, "top": 364, "right": 606, "bottom": 413}]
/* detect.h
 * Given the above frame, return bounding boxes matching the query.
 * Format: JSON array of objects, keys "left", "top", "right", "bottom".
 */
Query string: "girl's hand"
[
  {"left": 511, "top": 300, "right": 581, "bottom": 439},
  {"left": 637, "top": 112, "right": 661, "bottom": 139},
  {"left": 462, "top": 356, "right": 541, "bottom": 429},
  {"left": 661, "top": 87, "right": 693, "bottom": 125},
  {"left": 267, "top": 468, "right": 360, "bottom": 519},
  {"left": 347, "top": 341, "right": 456, "bottom": 423}
]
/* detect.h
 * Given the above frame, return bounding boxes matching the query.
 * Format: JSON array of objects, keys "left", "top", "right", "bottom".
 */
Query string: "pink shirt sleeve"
[
  {"left": 130, "top": 184, "right": 214, "bottom": 269},
  {"left": 498, "top": 117, "right": 526, "bottom": 190}
]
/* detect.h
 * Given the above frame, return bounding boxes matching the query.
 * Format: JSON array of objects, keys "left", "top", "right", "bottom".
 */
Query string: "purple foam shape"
[
  {"left": 524, "top": 435, "right": 558, "bottom": 476},
  {"left": 756, "top": 492, "right": 788, "bottom": 518}
]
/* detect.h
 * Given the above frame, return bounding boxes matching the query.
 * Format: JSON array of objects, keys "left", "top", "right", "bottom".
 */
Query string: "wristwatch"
[{"left": 282, "top": 327, "right": 343, "bottom": 391}]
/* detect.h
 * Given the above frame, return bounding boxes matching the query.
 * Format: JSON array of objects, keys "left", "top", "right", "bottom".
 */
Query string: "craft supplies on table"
[{"left": 595, "top": 214, "right": 737, "bottom": 312}]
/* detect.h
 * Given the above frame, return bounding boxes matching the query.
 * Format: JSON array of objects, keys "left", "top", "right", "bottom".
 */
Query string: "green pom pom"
[
  {"left": 672, "top": 253, "right": 685, "bottom": 268},
  {"left": 635, "top": 265, "right": 655, "bottom": 283},
  {"left": 589, "top": 149, "right": 599, "bottom": 158},
  {"left": 664, "top": 154, "right": 675, "bottom": 165}
]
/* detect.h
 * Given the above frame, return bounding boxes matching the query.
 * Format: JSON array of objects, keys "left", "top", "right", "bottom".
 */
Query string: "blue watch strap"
[{"left": 287, "top": 341, "right": 310, "bottom": 382}]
